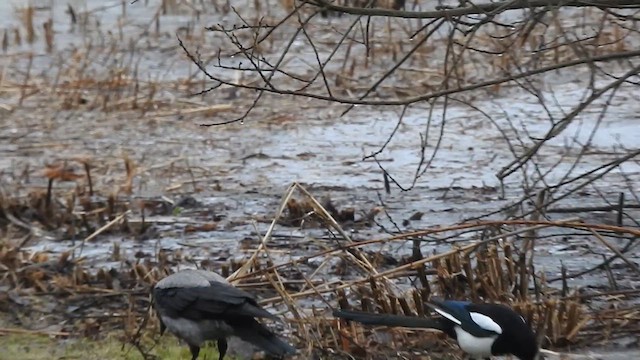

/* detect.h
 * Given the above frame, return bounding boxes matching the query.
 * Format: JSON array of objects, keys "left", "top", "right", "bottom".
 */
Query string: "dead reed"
[{"left": 1, "top": 182, "right": 638, "bottom": 359}]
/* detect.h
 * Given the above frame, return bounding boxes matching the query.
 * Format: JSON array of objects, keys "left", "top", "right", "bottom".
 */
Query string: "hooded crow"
[
  {"left": 334, "top": 298, "right": 540, "bottom": 360},
  {"left": 153, "top": 269, "right": 296, "bottom": 360}
]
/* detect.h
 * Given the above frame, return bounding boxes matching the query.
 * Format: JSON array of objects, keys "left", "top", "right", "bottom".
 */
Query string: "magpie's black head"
[
  {"left": 506, "top": 319, "right": 539, "bottom": 360},
  {"left": 480, "top": 303, "right": 538, "bottom": 360},
  {"left": 510, "top": 338, "right": 539, "bottom": 360}
]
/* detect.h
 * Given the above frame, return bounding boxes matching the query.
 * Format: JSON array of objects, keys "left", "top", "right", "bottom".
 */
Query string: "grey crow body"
[
  {"left": 153, "top": 269, "right": 296, "bottom": 360},
  {"left": 334, "top": 298, "right": 540, "bottom": 360}
]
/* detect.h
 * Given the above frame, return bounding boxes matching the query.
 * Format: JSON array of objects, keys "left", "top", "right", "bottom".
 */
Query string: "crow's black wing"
[{"left": 154, "top": 281, "right": 275, "bottom": 321}]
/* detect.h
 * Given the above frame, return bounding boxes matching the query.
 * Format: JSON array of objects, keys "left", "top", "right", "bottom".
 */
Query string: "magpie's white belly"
[
  {"left": 161, "top": 316, "right": 234, "bottom": 345},
  {"left": 453, "top": 326, "right": 497, "bottom": 359}
]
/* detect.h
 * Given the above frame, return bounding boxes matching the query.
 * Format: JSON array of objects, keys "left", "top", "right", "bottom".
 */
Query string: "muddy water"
[
  {"left": 1, "top": 0, "right": 638, "bottom": 278},
  {"left": 1, "top": 1, "right": 639, "bottom": 357},
  {"left": 0, "top": 0, "right": 637, "bottom": 266}
]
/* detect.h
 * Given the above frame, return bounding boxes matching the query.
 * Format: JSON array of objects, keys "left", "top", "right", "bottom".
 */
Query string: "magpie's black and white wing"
[
  {"left": 469, "top": 303, "right": 539, "bottom": 359},
  {"left": 427, "top": 299, "right": 503, "bottom": 337}
]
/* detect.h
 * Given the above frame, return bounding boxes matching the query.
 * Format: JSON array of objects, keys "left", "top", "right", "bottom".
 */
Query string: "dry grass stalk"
[
  {"left": 21, "top": 6, "right": 36, "bottom": 44},
  {"left": 13, "top": 28, "right": 21, "bottom": 46},
  {"left": 43, "top": 18, "right": 54, "bottom": 53},
  {"left": 2, "top": 181, "right": 640, "bottom": 358},
  {"left": 2, "top": 30, "right": 7, "bottom": 52}
]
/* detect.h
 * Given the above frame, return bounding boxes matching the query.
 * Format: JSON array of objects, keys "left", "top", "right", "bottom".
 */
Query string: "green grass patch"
[{"left": 0, "top": 333, "right": 223, "bottom": 360}]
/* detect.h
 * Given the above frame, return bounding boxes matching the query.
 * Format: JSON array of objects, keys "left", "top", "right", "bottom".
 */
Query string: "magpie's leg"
[
  {"left": 189, "top": 344, "right": 200, "bottom": 360},
  {"left": 217, "top": 338, "right": 228, "bottom": 360}
]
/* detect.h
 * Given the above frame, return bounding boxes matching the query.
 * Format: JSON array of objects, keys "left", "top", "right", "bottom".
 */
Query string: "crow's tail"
[
  {"left": 333, "top": 309, "right": 446, "bottom": 330},
  {"left": 233, "top": 320, "right": 296, "bottom": 357}
]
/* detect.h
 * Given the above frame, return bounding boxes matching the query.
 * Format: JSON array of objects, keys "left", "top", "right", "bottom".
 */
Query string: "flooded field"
[{"left": 1, "top": 0, "right": 639, "bottom": 359}]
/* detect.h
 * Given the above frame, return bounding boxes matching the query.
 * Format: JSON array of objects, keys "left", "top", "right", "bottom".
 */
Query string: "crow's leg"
[
  {"left": 188, "top": 344, "right": 200, "bottom": 360},
  {"left": 217, "top": 338, "right": 228, "bottom": 360}
]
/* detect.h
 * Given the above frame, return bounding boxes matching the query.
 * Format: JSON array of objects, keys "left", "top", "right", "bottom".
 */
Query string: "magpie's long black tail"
[{"left": 333, "top": 309, "right": 446, "bottom": 330}]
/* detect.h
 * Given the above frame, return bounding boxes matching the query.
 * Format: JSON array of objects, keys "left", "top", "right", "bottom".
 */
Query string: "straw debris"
[{"left": 1, "top": 183, "right": 638, "bottom": 359}]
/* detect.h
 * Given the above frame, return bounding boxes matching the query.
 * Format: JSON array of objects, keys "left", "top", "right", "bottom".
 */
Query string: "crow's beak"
[{"left": 159, "top": 316, "right": 166, "bottom": 335}]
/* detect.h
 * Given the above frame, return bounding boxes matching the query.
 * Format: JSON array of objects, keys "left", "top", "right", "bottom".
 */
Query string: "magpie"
[
  {"left": 334, "top": 298, "right": 540, "bottom": 360},
  {"left": 153, "top": 269, "right": 296, "bottom": 360}
]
